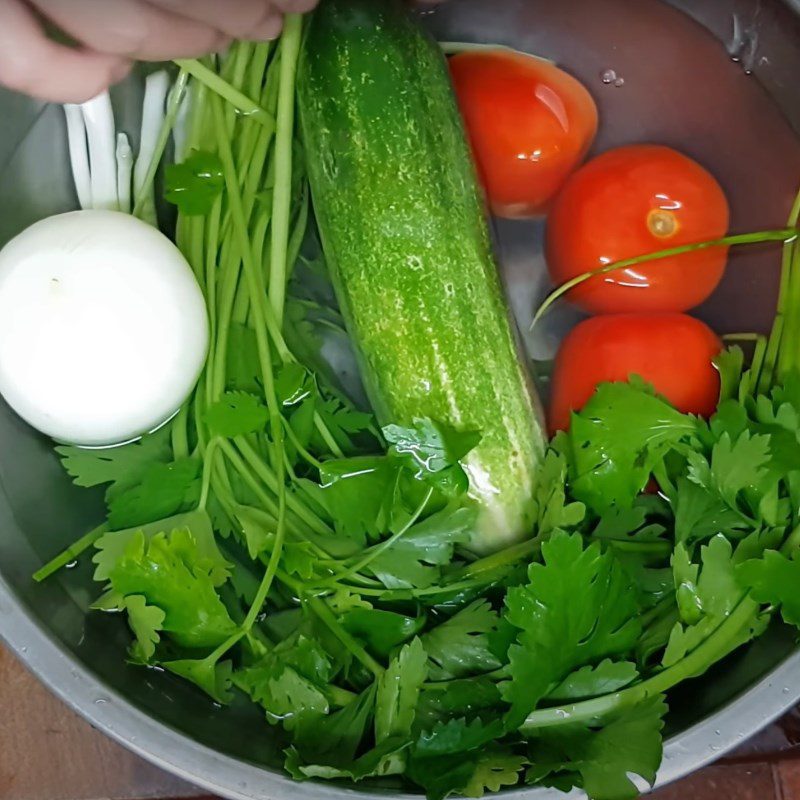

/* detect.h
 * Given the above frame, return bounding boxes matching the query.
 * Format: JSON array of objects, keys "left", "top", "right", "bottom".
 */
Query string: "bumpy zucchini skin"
[{"left": 298, "top": 0, "right": 546, "bottom": 552}]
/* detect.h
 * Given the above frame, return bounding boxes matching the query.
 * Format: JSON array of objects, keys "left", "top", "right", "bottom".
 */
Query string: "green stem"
[
  {"left": 522, "top": 527, "right": 800, "bottom": 733},
  {"left": 33, "top": 523, "right": 108, "bottom": 583},
  {"left": 282, "top": 417, "right": 324, "bottom": 470},
  {"left": 235, "top": 437, "right": 332, "bottom": 536},
  {"left": 198, "top": 438, "right": 220, "bottom": 510},
  {"left": 531, "top": 229, "right": 797, "bottom": 328},
  {"left": 316, "top": 489, "right": 434, "bottom": 587},
  {"left": 170, "top": 404, "right": 190, "bottom": 460},
  {"left": 218, "top": 438, "right": 284, "bottom": 526},
  {"left": 603, "top": 539, "right": 673, "bottom": 557},
  {"left": 132, "top": 69, "right": 189, "bottom": 220},
  {"left": 306, "top": 595, "right": 384, "bottom": 677},
  {"left": 767, "top": 187, "right": 800, "bottom": 386},
  {"left": 269, "top": 14, "right": 303, "bottom": 327},
  {"left": 721, "top": 333, "right": 763, "bottom": 343},
  {"left": 457, "top": 538, "right": 540, "bottom": 581},
  {"left": 242, "top": 489, "right": 287, "bottom": 632},
  {"left": 748, "top": 336, "right": 769, "bottom": 399},
  {"left": 521, "top": 596, "right": 758, "bottom": 731},
  {"left": 286, "top": 186, "right": 310, "bottom": 282},
  {"left": 203, "top": 197, "right": 222, "bottom": 405},
  {"left": 174, "top": 59, "right": 275, "bottom": 133}
]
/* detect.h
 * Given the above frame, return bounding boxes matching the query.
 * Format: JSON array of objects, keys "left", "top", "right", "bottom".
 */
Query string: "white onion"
[{"left": 0, "top": 210, "right": 208, "bottom": 446}]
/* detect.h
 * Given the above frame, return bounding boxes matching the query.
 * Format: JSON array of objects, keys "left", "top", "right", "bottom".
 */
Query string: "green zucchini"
[{"left": 298, "top": 0, "right": 547, "bottom": 553}]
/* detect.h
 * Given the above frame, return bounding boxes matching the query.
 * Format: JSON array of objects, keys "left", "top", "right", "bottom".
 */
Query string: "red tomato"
[
  {"left": 449, "top": 50, "right": 598, "bottom": 219},
  {"left": 546, "top": 145, "right": 730, "bottom": 313},
  {"left": 549, "top": 313, "right": 722, "bottom": 433}
]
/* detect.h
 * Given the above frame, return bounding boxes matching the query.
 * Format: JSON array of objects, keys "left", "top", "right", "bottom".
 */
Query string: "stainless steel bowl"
[{"left": 1, "top": 1, "right": 800, "bottom": 798}]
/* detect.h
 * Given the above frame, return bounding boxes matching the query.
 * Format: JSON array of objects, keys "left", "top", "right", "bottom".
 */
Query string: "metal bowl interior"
[{"left": 1, "top": 1, "right": 800, "bottom": 798}]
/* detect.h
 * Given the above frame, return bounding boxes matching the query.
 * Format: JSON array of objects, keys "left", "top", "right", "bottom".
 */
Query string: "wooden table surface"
[{"left": 2, "top": 645, "right": 800, "bottom": 800}]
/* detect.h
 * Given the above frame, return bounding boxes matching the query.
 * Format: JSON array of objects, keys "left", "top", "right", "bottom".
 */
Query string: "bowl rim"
[{"left": 2, "top": 567, "right": 800, "bottom": 800}]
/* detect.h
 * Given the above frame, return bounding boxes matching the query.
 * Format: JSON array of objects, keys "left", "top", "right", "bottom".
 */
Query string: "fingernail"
[{"left": 250, "top": 13, "right": 283, "bottom": 41}]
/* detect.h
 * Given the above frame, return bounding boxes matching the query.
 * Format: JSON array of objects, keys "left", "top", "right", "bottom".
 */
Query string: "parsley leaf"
[
  {"left": 290, "top": 685, "right": 376, "bottom": 769},
  {"left": 232, "top": 505, "right": 274, "bottom": 560},
  {"left": 715, "top": 347, "right": 745, "bottom": 403},
  {"left": 286, "top": 739, "right": 410, "bottom": 782},
  {"left": 408, "top": 718, "right": 508, "bottom": 800},
  {"left": 342, "top": 608, "right": 426, "bottom": 657},
  {"left": 236, "top": 663, "right": 329, "bottom": 730},
  {"left": 422, "top": 600, "right": 502, "bottom": 680},
  {"left": 548, "top": 660, "right": 638, "bottom": 702},
  {"left": 56, "top": 426, "right": 172, "bottom": 501},
  {"left": 316, "top": 395, "right": 374, "bottom": 454},
  {"left": 673, "top": 478, "right": 748, "bottom": 546},
  {"left": 462, "top": 748, "right": 527, "bottom": 798},
  {"left": 165, "top": 150, "right": 224, "bottom": 216},
  {"left": 319, "top": 456, "right": 400, "bottom": 543},
  {"left": 107, "top": 458, "right": 201, "bottom": 529},
  {"left": 375, "top": 637, "right": 427, "bottom": 743},
  {"left": 123, "top": 594, "right": 164, "bottom": 662},
  {"left": 531, "top": 450, "right": 585, "bottom": 537},
  {"left": 502, "top": 531, "right": 641, "bottom": 723},
  {"left": 565, "top": 382, "right": 696, "bottom": 513},
  {"left": 164, "top": 657, "right": 233, "bottom": 705},
  {"left": 527, "top": 696, "right": 667, "bottom": 800},
  {"left": 93, "top": 509, "right": 229, "bottom": 584},
  {"left": 414, "top": 678, "right": 503, "bottom": 735},
  {"left": 205, "top": 392, "right": 269, "bottom": 438},
  {"left": 663, "top": 534, "right": 761, "bottom": 668},
  {"left": 105, "top": 527, "right": 237, "bottom": 649},
  {"left": 406, "top": 754, "right": 477, "bottom": 800},
  {"left": 234, "top": 634, "right": 334, "bottom": 727},
  {"left": 367, "top": 506, "right": 473, "bottom": 590},
  {"left": 687, "top": 431, "right": 772, "bottom": 509},
  {"left": 415, "top": 717, "right": 506, "bottom": 758},
  {"left": 383, "top": 418, "right": 481, "bottom": 497},
  {"left": 739, "top": 549, "right": 800, "bottom": 629}
]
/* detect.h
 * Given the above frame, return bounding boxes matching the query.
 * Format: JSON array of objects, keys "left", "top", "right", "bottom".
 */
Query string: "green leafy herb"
[
  {"left": 462, "top": 748, "right": 527, "bottom": 798},
  {"left": 375, "top": 637, "right": 427, "bottom": 743},
  {"left": 123, "top": 594, "right": 164, "bottom": 662},
  {"left": 565, "top": 382, "right": 696, "bottom": 513},
  {"left": 739, "top": 548, "right": 800, "bottom": 628},
  {"left": 384, "top": 418, "right": 480, "bottom": 496},
  {"left": 56, "top": 426, "right": 172, "bottom": 501},
  {"left": 205, "top": 392, "right": 269, "bottom": 438},
  {"left": 548, "top": 660, "right": 638, "bottom": 702},
  {"left": 342, "top": 608, "right": 426, "bottom": 657},
  {"left": 165, "top": 150, "right": 224, "bottom": 215},
  {"left": 662, "top": 535, "right": 759, "bottom": 668},
  {"left": 526, "top": 696, "right": 667, "bottom": 800},
  {"left": 103, "top": 527, "right": 237, "bottom": 649},
  {"left": 107, "top": 458, "right": 201, "bottom": 529},
  {"left": 164, "top": 657, "right": 233, "bottom": 704},
  {"left": 502, "top": 531, "right": 641, "bottom": 723},
  {"left": 422, "top": 600, "right": 502, "bottom": 680}
]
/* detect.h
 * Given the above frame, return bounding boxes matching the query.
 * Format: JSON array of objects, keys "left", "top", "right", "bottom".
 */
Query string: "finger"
[
  {"left": 0, "top": 0, "right": 131, "bottom": 103},
  {"left": 28, "top": 0, "right": 228, "bottom": 61},
  {"left": 146, "top": 0, "right": 279, "bottom": 40},
  {"left": 246, "top": 11, "right": 285, "bottom": 41},
  {"left": 271, "top": 0, "right": 319, "bottom": 12}
]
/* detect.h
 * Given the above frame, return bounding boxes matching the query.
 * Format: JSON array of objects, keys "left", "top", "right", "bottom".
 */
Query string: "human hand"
[{"left": 0, "top": 0, "right": 317, "bottom": 104}]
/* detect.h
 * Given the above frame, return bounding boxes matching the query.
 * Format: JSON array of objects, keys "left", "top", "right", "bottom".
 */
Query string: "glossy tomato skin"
[
  {"left": 449, "top": 51, "right": 598, "bottom": 219},
  {"left": 546, "top": 145, "right": 730, "bottom": 313},
  {"left": 549, "top": 313, "right": 722, "bottom": 433}
]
